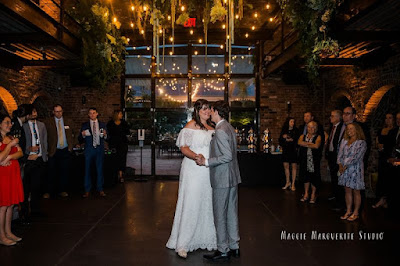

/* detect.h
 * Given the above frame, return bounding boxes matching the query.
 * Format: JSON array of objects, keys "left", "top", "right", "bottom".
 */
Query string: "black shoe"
[
  {"left": 203, "top": 251, "right": 230, "bottom": 261},
  {"left": 228, "top": 249, "right": 240, "bottom": 258}
]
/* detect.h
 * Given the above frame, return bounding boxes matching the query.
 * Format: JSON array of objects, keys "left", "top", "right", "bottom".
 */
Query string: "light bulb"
[
  {"left": 269, "top": 17, "right": 274, "bottom": 22},
  {"left": 235, "top": 14, "right": 239, "bottom": 19},
  {"left": 130, "top": 22, "right": 134, "bottom": 28},
  {"left": 251, "top": 26, "right": 255, "bottom": 31},
  {"left": 266, "top": 4, "right": 270, "bottom": 9},
  {"left": 131, "top": 6, "right": 135, "bottom": 11},
  {"left": 181, "top": 6, "right": 185, "bottom": 12},
  {"left": 159, "top": 29, "right": 163, "bottom": 34},
  {"left": 220, "top": 45, "right": 224, "bottom": 49},
  {"left": 143, "top": 6, "right": 148, "bottom": 11},
  {"left": 127, "top": 38, "right": 130, "bottom": 42},
  {"left": 168, "top": 15, "right": 171, "bottom": 20},
  {"left": 194, "top": 51, "right": 198, "bottom": 55},
  {"left": 190, "top": 29, "right": 194, "bottom": 35},
  {"left": 245, "top": 33, "right": 249, "bottom": 38},
  {"left": 169, "top": 36, "right": 174, "bottom": 42},
  {"left": 254, "top": 13, "right": 258, "bottom": 18},
  {"left": 141, "top": 30, "right": 145, "bottom": 34},
  {"left": 222, "top": 24, "right": 226, "bottom": 29},
  {"left": 113, "top": 17, "right": 117, "bottom": 22},
  {"left": 199, "top": 38, "right": 202, "bottom": 43}
]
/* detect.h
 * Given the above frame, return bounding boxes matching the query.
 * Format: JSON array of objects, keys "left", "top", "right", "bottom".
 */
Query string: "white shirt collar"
[
  {"left": 334, "top": 122, "right": 341, "bottom": 127},
  {"left": 17, "top": 117, "right": 23, "bottom": 126},
  {"left": 216, "top": 119, "right": 225, "bottom": 127}
]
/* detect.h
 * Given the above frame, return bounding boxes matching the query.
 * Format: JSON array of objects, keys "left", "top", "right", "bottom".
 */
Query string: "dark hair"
[
  {"left": 112, "top": 109, "right": 122, "bottom": 121},
  {"left": 53, "top": 104, "right": 63, "bottom": 110},
  {"left": 193, "top": 99, "right": 213, "bottom": 130},
  {"left": 281, "top": 117, "right": 296, "bottom": 132},
  {"left": 25, "top": 104, "right": 36, "bottom": 116},
  {"left": 212, "top": 101, "right": 230, "bottom": 120},
  {"left": 0, "top": 113, "right": 11, "bottom": 142},
  {"left": 88, "top": 107, "right": 97, "bottom": 112},
  {"left": 344, "top": 106, "right": 356, "bottom": 114},
  {"left": 304, "top": 111, "right": 314, "bottom": 117},
  {"left": 12, "top": 104, "right": 30, "bottom": 119}
]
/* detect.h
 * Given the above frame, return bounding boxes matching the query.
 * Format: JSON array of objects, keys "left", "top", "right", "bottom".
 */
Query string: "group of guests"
[
  {"left": 0, "top": 104, "right": 129, "bottom": 246},
  {"left": 279, "top": 107, "right": 400, "bottom": 221}
]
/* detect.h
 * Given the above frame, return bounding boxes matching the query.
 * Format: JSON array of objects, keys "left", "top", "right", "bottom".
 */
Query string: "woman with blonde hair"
[{"left": 337, "top": 123, "right": 367, "bottom": 221}]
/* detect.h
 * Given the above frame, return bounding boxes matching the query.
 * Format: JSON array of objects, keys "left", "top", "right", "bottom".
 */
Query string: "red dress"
[{"left": 0, "top": 143, "right": 24, "bottom": 206}]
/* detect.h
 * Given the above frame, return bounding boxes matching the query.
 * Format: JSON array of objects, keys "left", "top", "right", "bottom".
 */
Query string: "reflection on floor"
[
  {"left": 1, "top": 181, "right": 398, "bottom": 265},
  {"left": 127, "top": 146, "right": 183, "bottom": 176}
]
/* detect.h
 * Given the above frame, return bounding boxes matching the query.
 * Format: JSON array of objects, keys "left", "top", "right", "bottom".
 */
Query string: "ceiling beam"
[
  {"left": 0, "top": 0, "right": 80, "bottom": 54},
  {"left": 263, "top": 41, "right": 299, "bottom": 76},
  {"left": 337, "top": 30, "right": 400, "bottom": 42},
  {"left": 22, "top": 59, "right": 79, "bottom": 67}
]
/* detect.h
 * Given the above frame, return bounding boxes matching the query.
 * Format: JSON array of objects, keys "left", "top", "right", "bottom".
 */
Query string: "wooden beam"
[
  {"left": 22, "top": 59, "right": 79, "bottom": 67},
  {"left": 0, "top": 0, "right": 80, "bottom": 54},
  {"left": 337, "top": 30, "right": 400, "bottom": 42},
  {"left": 263, "top": 42, "right": 299, "bottom": 75},
  {"left": 0, "top": 33, "right": 59, "bottom": 45}
]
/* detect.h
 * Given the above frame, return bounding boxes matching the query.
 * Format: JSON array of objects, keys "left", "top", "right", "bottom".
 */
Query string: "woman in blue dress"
[{"left": 337, "top": 123, "right": 367, "bottom": 221}]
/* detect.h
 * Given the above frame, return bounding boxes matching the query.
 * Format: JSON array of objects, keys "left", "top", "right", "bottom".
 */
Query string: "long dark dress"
[
  {"left": 279, "top": 127, "right": 299, "bottom": 163},
  {"left": 106, "top": 120, "right": 130, "bottom": 172},
  {"left": 298, "top": 134, "right": 322, "bottom": 188}
]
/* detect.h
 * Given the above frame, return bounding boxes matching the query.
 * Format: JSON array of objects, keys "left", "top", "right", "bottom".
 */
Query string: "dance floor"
[{"left": 1, "top": 181, "right": 397, "bottom": 265}]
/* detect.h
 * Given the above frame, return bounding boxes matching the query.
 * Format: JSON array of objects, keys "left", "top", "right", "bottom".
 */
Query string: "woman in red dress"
[{"left": 0, "top": 113, "right": 24, "bottom": 246}]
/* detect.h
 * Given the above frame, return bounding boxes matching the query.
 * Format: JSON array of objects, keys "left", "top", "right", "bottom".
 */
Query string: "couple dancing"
[{"left": 166, "top": 99, "right": 241, "bottom": 262}]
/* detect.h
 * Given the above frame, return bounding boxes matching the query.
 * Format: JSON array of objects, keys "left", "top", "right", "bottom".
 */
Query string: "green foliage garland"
[
  {"left": 278, "top": 0, "right": 342, "bottom": 82},
  {"left": 70, "top": 0, "right": 127, "bottom": 91}
]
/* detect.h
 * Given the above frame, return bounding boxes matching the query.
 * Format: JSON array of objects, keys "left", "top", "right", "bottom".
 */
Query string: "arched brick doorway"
[
  {"left": 0, "top": 86, "right": 18, "bottom": 115},
  {"left": 31, "top": 93, "right": 52, "bottom": 119}
]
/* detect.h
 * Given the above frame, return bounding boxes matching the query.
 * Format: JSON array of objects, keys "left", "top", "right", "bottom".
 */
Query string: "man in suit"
[
  {"left": 45, "top": 104, "right": 74, "bottom": 198},
  {"left": 197, "top": 101, "right": 241, "bottom": 262},
  {"left": 22, "top": 105, "right": 48, "bottom": 217},
  {"left": 79, "top": 107, "right": 107, "bottom": 198},
  {"left": 325, "top": 110, "right": 345, "bottom": 208}
]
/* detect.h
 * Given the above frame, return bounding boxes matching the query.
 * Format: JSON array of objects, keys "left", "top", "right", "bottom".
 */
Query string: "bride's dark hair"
[{"left": 193, "top": 99, "right": 214, "bottom": 130}]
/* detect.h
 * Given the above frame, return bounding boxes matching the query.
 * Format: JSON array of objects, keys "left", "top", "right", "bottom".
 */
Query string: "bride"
[{"left": 166, "top": 99, "right": 217, "bottom": 258}]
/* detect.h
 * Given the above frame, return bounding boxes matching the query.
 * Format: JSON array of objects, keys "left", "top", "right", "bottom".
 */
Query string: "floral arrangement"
[
  {"left": 70, "top": 0, "right": 127, "bottom": 91},
  {"left": 278, "top": 0, "right": 342, "bottom": 82}
]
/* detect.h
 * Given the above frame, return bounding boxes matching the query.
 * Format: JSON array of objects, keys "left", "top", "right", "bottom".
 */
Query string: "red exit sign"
[{"left": 184, "top": 18, "right": 196, "bottom": 27}]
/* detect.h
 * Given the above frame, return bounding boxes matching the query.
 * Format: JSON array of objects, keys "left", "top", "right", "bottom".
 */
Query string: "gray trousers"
[{"left": 213, "top": 186, "right": 240, "bottom": 253}]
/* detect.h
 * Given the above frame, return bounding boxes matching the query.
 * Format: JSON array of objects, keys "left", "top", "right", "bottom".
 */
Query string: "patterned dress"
[{"left": 337, "top": 139, "right": 367, "bottom": 190}]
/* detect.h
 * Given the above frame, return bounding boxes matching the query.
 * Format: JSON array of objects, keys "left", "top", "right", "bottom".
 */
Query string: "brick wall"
[{"left": 0, "top": 65, "right": 122, "bottom": 141}]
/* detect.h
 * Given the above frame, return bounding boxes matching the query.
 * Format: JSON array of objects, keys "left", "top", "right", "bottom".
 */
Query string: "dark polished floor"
[{"left": 1, "top": 181, "right": 398, "bottom": 266}]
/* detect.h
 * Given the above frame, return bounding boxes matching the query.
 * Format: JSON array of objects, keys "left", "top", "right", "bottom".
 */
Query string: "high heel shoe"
[
  {"left": 0, "top": 239, "right": 17, "bottom": 246},
  {"left": 6, "top": 234, "right": 22, "bottom": 242},
  {"left": 291, "top": 186, "right": 296, "bottom": 191},
  {"left": 309, "top": 196, "right": 317, "bottom": 204},
  {"left": 282, "top": 182, "right": 291, "bottom": 190},
  {"left": 340, "top": 212, "right": 352, "bottom": 220},
  {"left": 347, "top": 214, "right": 359, "bottom": 221},
  {"left": 300, "top": 196, "right": 309, "bottom": 202}
]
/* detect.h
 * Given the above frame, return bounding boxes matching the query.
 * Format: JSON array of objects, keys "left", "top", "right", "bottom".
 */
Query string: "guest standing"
[
  {"left": 0, "top": 114, "right": 24, "bottom": 246},
  {"left": 45, "top": 104, "right": 74, "bottom": 198},
  {"left": 298, "top": 121, "right": 322, "bottom": 203},
  {"left": 79, "top": 107, "right": 107, "bottom": 198},
  {"left": 372, "top": 113, "right": 395, "bottom": 209},
  {"left": 22, "top": 105, "right": 48, "bottom": 217},
  {"left": 325, "top": 110, "right": 345, "bottom": 208},
  {"left": 298, "top": 111, "right": 326, "bottom": 145},
  {"left": 279, "top": 117, "right": 299, "bottom": 191},
  {"left": 337, "top": 123, "right": 367, "bottom": 222},
  {"left": 107, "top": 110, "right": 130, "bottom": 183},
  {"left": 11, "top": 104, "right": 30, "bottom": 161}
]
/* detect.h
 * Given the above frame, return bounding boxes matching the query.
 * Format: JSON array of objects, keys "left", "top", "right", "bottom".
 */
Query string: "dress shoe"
[
  {"left": 228, "top": 249, "right": 240, "bottom": 258},
  {"left": 177, "top": 250, "right": 187, "bottom": 259},
  {"left": 203, "top": 251, "right": 230, "bottom": 261},
  {"left": 59, "top": 192, "right": 69, "bottom": 197},
  {"left": 282, "top": 182, "right": 291, "bottom": 190},
  {"left": 99, "top": 191, "right": 106, "bottom": 197},
  {"left": 82, "top": 192, "right": 90, "bottom": 198}
]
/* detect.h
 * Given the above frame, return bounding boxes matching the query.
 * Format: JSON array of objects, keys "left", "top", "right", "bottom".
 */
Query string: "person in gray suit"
[
  {"left": 197, "top": 101, "right": 241, "bottom": 262},
  {"left": 21, "top": 105, "right": 48, "bottom": 218}
]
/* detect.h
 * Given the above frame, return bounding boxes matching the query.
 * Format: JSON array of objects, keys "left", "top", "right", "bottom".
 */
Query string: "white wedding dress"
[{"left": 166, "top": 128, "right": 217, "bottom": 253}]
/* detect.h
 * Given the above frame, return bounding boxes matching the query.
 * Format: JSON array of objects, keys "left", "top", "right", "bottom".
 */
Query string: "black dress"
[
  {"left": 298, "top": 134, "right": 322, "bottom": 188},
  {"left": 106, "top": 120, "right": 130, "bottom": 172},
  {"left": 279, "top": 127, "right": 299, "bottom": 163}
]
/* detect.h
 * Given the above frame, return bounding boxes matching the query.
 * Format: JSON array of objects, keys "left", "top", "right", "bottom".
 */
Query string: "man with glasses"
[{"left": 45, "top": 104, "right": 74, "bottom": 198}]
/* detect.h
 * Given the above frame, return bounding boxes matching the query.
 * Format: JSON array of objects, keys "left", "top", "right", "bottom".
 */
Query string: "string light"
[
  {"left": 222, "top": 24, "right": 226, "bottom": 29},
  {"left": 181, "top": 6, "right": 185, "bottom": 12},
  {"left": 169, "top": 36, "right": 174, "bottom": 42},
  {"left": 169, "top": 51, "right": 173, "bottom": 55},
  {"left": 266, "top": 4, "right": 270, "bottom": 9},
  {"left": 143, "top": 6, "right": 148, "bottom": 11},
  {"left": 190, "top": 29, "right": 194, "bottom": 35},
  {"left": 130, "top": 22, "right": 134, "bottom": 28},
  {"left": 199, "top": 38, "right": 202, "bottom": 43},
  {"left": 245, "top": 33, "right": 249, "bottom": 38},
  {"left": 227, "top": 35, "right": 230, "bottom": 39},
  {"left": 147, "top": 46, "right": 150, "bottom": 51},
  {"left": 194, "top": 51, "right": 198, "bottom": 55},
  {"left": 254, "top": 13, "right": 258, "bottom": 18},
  {"left": 251, "top": 26, "right": 255, "bottom": 31},
  {"left": 131, "top": 5, "right": 135, "bottom": 11},
  {"left": 168, "top": 15, "right": 171, "bottom": 20},
  {"left": 220, "top": 45, "right": 224, "bottom": 49},
  {"left": 269, "top": 17, "right": 274, "bottom": 22},
  {"left": 113, "top": 17, "right": 117, "bottom": 23},
  {"left": 235, "top": 14, "right": 239, "bottom": 19},
  {"left": 141, "top": 30, "right": 145, "bottom": 35},
  {"left": 127, "top": 38, "right": 130, "bottom": 42},
  {"left": 159, "top": 29, "right": 163, "bottom": 34}
]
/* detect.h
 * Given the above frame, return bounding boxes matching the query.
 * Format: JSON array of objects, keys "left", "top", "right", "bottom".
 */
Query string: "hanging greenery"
[
  {"left": 69, "top": 0, "right": 127, "bottom": 91},
  {"left": 210, "top": 0, "right": 227, "bottom": 23},
  {"left": 278, "top": 0, "right": 342, "bottom": 82}
]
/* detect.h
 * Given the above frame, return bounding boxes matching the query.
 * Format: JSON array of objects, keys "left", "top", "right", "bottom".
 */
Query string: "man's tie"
[
  {"left": 93, "top": 121, "right": 97, "bottom": 147},
  {"left": 328, "top": 125, "right": 336, "bottom": 149},
  {"left": 58, "top": 120, "right": 64, "bottom": 147},
  {"left": 32, "top": 121, "right": 40, "bottom": 153}
]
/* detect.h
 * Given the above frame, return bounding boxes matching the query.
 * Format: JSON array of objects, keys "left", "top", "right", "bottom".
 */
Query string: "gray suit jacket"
[
  {"left": 208, "top": 120, "right": 241, "bottom": 188},
  {"left": 23, "top": 120, "right": 48, "bottom": 162}
]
